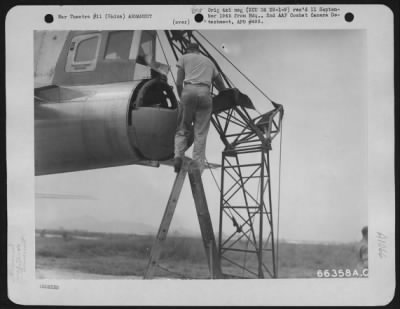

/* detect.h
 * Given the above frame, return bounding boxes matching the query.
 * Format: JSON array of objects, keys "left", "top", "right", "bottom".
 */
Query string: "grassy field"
[{"left": 36, "top": 230, "right": 362, "bottom": 279}]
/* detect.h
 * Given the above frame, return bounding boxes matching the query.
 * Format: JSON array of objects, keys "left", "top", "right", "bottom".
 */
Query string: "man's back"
[
  {"left": 177, "top": 53, "right": 217, "bottom": 87},
  {"left": 174, "top": 43, "right": 226, "bottom": 173}
]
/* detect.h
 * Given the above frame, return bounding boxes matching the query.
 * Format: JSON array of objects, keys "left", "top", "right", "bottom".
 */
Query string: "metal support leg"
[
  {"left": 144, "top": 160, "right": 222, "bottom": 279},
  {"left": 189, "top": 167, "right": 222, "bottom": 279},
  {"left": 144, "top": 160, "right": 189, "bottom": 279}
]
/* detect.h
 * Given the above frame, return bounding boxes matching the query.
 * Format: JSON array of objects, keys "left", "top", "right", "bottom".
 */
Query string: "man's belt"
[{"left": 183, "top": 81, "right": 210, "bottom": 88}]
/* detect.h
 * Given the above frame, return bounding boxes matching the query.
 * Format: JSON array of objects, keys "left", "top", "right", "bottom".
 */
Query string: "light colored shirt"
[{"left": 177, "top": 52, "right": 218, "bottom": 87}]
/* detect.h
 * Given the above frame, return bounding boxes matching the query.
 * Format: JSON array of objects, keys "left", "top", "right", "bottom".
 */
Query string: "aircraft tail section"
[{"left": 34, "top": 85, "right": 88, "bottom": 103}]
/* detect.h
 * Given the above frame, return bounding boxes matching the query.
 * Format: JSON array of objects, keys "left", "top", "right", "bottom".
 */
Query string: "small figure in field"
[{"left": 357, "top": 226, "right": 368, "bottom": 271}]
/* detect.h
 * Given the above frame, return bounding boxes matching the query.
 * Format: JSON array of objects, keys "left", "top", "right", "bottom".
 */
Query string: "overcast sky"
[{"left": 35, "top": 29, "right": 368, "bottom": 243}]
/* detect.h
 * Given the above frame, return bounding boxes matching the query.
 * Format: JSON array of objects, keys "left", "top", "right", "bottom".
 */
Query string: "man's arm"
[
  {"left": 176, "top": 66, "right": 185, "bottom": 98},
  {"left": 176, "top": 56, "right": 185, "bottom": 99},
  {"left": 213, "top": 72, "right": 227, "bottom": 92}
]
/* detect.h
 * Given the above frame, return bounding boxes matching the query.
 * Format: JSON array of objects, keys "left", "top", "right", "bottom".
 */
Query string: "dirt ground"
[{"left": 35, "top": 234, "right": 362, "bottom": 280}]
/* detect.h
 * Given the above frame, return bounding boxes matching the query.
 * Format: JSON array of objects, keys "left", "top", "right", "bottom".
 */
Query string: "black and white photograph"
[
  {"left": 6, "top": 4, "right": 395, "bottom": 306},
  {"left": 34, "top": 28, "right": 370, "bottom": 280}
]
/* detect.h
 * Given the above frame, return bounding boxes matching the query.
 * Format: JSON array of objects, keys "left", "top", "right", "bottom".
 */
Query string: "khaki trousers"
[{"left": 174, "top": 84, "right": 212, "bottom": 171}]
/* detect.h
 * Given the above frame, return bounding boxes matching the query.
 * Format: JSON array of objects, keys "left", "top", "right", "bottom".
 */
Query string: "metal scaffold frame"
[
  {"left": 162, "top": 30, "right": 284, "bottom": 279},
  {"left": 212, "top": 105, "right": 283, "bottom": 278}
]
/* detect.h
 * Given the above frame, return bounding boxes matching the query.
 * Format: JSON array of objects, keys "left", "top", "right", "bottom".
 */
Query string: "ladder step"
[
  {"left": 222, "top": 247, "right": 259, "bottom": 254},
  {"left": 222, "top": 206, "right": 260, "bottom": 209},
  {"left": 223, "top": 163, "right": 261, "bottom": 168}
]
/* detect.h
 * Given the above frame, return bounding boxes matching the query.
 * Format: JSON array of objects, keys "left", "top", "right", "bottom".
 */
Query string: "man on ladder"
[
  {"left": 145, "top": 43, "right": 226, "bottom": 279},
  {"left": 174, "top": 42, "right": 226, "bottom": 173}
]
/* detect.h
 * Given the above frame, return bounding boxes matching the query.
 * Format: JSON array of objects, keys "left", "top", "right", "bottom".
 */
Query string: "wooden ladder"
[{"left": 144, "top": 158, "right": 222, "bottom": 279}]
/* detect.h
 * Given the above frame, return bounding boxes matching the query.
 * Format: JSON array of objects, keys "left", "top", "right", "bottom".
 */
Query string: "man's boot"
[{"left": 174, "top": 157, "right": 183, "bottom": 173}]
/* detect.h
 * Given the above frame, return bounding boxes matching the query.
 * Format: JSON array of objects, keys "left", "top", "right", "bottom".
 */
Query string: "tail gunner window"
[
  {"left": 137, "top": 31, "right": 155, "bottom": 66},
  {"left": 74, "top": 37, "right": 98, "bottom": 62},
  {"left": 66, "top": 33, "right": 101, "bottom": 72},
  {"left": 104, "top": 31, "right": 134, "bottom": 60}
]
